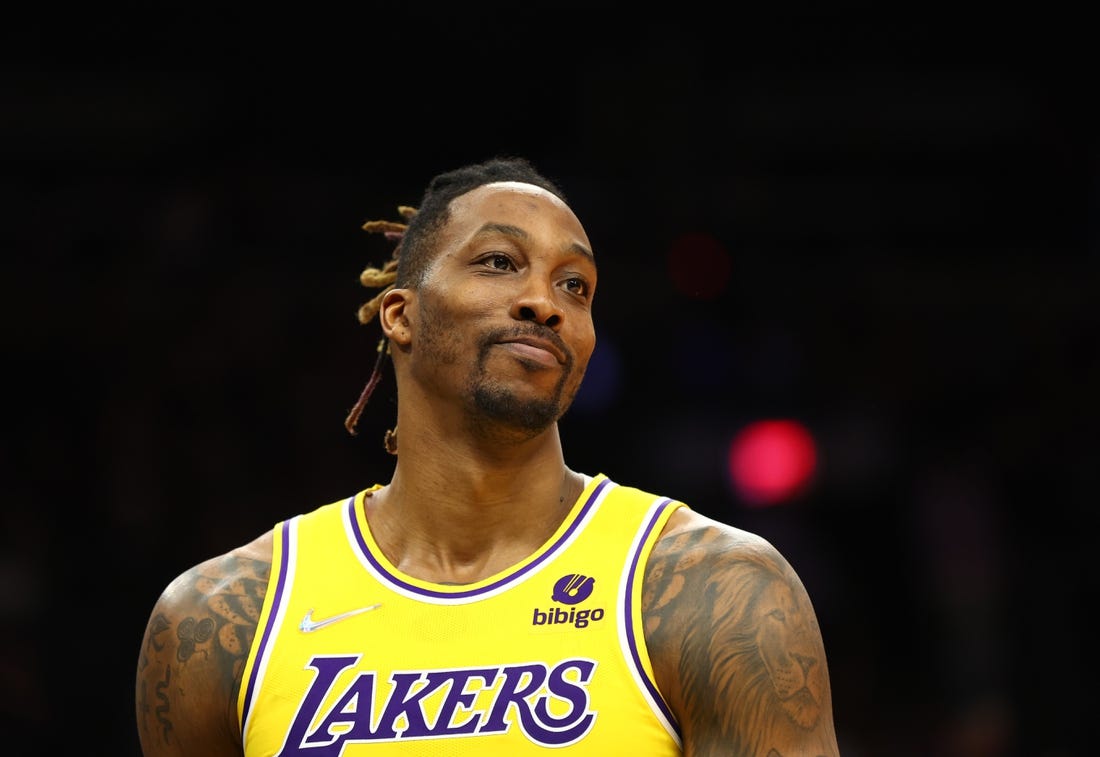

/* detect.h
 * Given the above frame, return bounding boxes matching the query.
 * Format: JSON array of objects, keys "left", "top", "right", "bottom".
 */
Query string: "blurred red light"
[{"left": 728, "top": 419, "right": 817, "bottom": 506}]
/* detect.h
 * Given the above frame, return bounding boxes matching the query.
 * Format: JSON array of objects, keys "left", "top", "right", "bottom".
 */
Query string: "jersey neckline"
[{"left": 343, "top": 473, "right": 611, "bottom": 602}]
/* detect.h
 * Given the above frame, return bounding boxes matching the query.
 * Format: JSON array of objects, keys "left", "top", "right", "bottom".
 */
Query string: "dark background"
[{"left": 4, "top": 4, "right": 1095, "bottom": 756}]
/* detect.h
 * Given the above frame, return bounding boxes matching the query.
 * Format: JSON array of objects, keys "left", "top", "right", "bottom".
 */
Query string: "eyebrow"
[{"left": 474, "top": 222, "right": 594, "bottom": 261}]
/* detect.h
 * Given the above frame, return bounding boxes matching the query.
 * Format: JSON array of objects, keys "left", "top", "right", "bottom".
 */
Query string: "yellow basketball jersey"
[{"left": 237, "top": 473, "right": 685, "bottom": 755}]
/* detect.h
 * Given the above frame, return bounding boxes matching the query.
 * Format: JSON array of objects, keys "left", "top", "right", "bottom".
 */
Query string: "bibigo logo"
[{"left": 531, "top": 573, "right": 605, "bottom": 629}]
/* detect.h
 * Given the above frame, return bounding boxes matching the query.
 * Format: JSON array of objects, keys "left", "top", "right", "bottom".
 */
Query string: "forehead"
[
  {"left": 447, "top": 181, "right": 585, "bottom": 235},
  {"left": 422, "top": 181, "right": 596, "bottom": 287}
]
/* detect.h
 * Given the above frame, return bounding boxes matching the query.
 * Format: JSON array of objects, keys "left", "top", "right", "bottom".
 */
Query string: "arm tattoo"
[
  {"left": 645, "top": 525, "right": 837, "bottom": 757},
  {"left": 154, "top": 665, "right": 173, "bottom": 741},
  {"left": 137, "top": 556, "right": 270, "bottom": 749}
]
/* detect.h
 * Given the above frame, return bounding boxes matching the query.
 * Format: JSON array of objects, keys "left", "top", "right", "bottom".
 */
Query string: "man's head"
[
  {"left": 394, "top": 157, "right": 568, "bottom": 289},
  {"left": 346, "top": 157, "right": 596, "bottom": 450}
]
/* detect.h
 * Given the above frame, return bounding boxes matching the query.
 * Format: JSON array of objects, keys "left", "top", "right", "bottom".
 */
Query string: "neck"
[{"left": 365, "top": 422, "right": 585, "bottom": 584}]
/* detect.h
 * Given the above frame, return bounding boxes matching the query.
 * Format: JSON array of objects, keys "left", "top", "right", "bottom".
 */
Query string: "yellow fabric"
[{"left": 237, "top": 473, "right": 685, "bottom": 756}]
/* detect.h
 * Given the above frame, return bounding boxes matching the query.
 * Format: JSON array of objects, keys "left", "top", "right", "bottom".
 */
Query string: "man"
[{"left": 135, "top": 157, "right": 841, "bottom": 756}]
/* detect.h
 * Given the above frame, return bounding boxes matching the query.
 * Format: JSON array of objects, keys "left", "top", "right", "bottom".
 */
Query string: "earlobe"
[{"left": 380, "top": 289, "right": 413, "bottom": 345}]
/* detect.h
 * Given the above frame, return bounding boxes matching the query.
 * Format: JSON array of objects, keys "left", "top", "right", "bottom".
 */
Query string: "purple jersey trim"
[
  {"left": 347, "top": 476, "right": 612, "bottom": 600},
  {"left": 240, "top": 518, "right": 292, "bottom": 730},
  {"left": 624, "top": 499, "right": 681, "bottom": 736}
]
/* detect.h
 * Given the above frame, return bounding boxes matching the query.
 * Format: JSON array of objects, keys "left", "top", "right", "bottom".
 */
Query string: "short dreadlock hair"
[{"left": 344, "top": 156, "right": 569, "bottom": 446}]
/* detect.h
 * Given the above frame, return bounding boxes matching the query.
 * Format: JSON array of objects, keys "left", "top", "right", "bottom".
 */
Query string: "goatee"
[
  {"left": 469, "top": 326, "right": 578, "bottom": 435},
  {"left": 471, "top": 382, "right": 563, "bottom": 434}
]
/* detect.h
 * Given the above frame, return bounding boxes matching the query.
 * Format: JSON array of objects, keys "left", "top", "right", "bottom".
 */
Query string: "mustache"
[{"left": 479, "top": 325, "right": 574, "bottom": 369}]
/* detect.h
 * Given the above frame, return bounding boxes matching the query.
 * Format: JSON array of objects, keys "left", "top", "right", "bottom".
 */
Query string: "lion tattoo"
[{"left": 697, "top": 556, "right": 832, "bottom": 755}]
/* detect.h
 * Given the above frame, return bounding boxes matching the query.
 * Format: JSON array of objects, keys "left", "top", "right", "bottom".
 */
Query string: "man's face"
[{"left": 405, "top": 181, "right": 597, "bottom": 438}]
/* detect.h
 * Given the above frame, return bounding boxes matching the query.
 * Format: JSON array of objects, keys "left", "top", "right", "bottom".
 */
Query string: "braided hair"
[{"left": 344, "top": 157, "right": 568, "bottom": 453}]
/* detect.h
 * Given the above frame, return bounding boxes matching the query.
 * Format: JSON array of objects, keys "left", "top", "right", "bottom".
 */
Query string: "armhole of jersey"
[
  {"left": 620, "top": 497, "right": 686, "bottom": 746},
  {"left": 237, "top": 516, "right": 299, "bottom": 742}
]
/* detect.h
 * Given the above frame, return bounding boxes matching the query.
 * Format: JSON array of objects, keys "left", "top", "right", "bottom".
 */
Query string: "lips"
[
  {"left": 494, "top": 339, "right": 565, "bottom": 369},
  {"left": 499, "top": 336, "right": 567, "bottom": 365}
]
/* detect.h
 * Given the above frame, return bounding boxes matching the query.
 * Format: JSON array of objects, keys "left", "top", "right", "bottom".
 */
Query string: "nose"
[{"left": 511, "top": 277, "right": 564, "bottom": 330}]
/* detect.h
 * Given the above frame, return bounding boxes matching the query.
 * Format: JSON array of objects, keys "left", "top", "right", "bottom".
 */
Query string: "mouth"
[{"left": 496, "top": 335, "right": 568, "bottom": 368}]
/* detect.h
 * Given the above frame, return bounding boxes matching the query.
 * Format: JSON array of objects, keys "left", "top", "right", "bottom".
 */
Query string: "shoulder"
[
  {"left": 642, "top": 508, "right": 840, "bottom": 755},
  {"left": 135, "top": 529, "right": 275, "bottom": 757},
  {"left": 642, "top": 508, "right": 800, "bottom": 654},
  {"left": 153, "top": 531, "right": 275, "bottom": 651},
  {"left": 648, "top": 506, "right": 789, "bottom": 580}
]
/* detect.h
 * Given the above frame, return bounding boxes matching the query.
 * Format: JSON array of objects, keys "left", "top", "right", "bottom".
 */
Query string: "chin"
[{"left": 471, "top": 385, "right": 563, "bottom": 434}]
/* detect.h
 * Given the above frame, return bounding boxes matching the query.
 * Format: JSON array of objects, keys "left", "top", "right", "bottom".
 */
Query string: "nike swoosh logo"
[{"left": 299, "top": 603, "right": 382, "bottom": 633}]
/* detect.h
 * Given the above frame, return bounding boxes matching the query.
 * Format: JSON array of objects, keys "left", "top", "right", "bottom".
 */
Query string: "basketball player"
[{"left": 135, "top": 157, "right": 841, "bottom": 756}]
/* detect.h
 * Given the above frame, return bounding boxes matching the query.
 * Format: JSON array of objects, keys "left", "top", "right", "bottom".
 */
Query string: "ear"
[{"left": 379, "top": 288, "right": 413, "bottom": 346}]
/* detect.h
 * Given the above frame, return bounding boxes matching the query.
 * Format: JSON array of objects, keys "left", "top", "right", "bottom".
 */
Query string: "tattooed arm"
[
  {"left": 643, "top": 509, "right": 840, "bottom": 757},
  {"left": 135, "top": 533, "right": 273, "bottom": 757}
]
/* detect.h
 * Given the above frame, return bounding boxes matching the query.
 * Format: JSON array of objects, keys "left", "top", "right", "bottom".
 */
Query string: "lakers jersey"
[{"left": 237, "top": 473, "right": 685, "bottom": 755}]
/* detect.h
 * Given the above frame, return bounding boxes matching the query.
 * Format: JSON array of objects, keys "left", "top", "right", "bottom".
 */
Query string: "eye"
[
  {"left": 563, "top": 277, "right": 589, "bottom": 297},
  {"left": 483, "top": 253, "right": 515, "bottom": 271}
]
